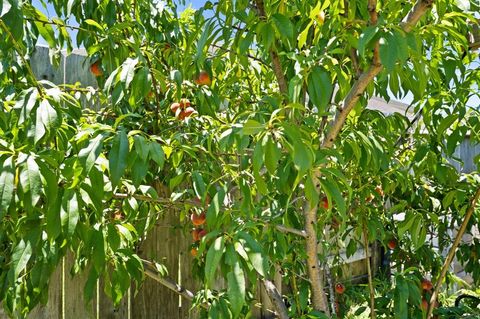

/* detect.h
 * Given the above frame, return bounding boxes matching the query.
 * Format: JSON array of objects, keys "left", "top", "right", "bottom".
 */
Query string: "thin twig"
[
  {"left": 210, "top": 43, "right": 269, "bottom": 67},
  {"left": 363, "top": 223, "right": 376, "bottom": 319},
  {"left": 427, "top": 188, "right": 480, "bottom": 319},
  {"left": 142, "top": 259, "right": 206, "bottom": 308}
]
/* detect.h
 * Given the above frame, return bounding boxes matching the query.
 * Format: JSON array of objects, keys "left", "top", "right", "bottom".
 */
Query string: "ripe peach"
[
  {"left": 421, "top": 298, "right": 428, "bottom": 311},
  {"left": 191, "top": 211, "right": 206, "bottom": 226},
  {"left": 192, "top": 228, "right": 207, "bottom": 241},
  {"left": 170, "top": 102, "right": 181, "bottom": 113},
  {"left": 387, "top": 239, "right": 397, "bottom": 250},
  {"left": 183, "top": 106, "right": 196, "bottom": 118},
  {"left": 179, "top": 98, "right": 191, "bottom": 108},
  {"left": 374, "top": 185, "right": 384, "bottom": 197},
  {"left": 421, "top": 279, "right": 433, "bottom": 291},
  {"left": 198, "top": 229, "right": 207, "bottom": 240},
  {"left": 335, "top": 283, "right": 345, "bottom": 294},
  {"left": 365, "top": 193, "right": 375, "bottom": 203},
  {"left": 321, "top": 197, "right": 329, "bottom": 209},
  {"left": 195, "top": 70, "right": 211, "bottom": 86},
  {"left": 90, "top": 61, "right": 103, "bottom": 77}
]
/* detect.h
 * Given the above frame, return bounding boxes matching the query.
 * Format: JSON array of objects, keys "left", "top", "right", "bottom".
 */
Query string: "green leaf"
[
  {"left": 272, "top": 13, "right": 294, "bottom": 42},
  {"left": 61, "top": 189, "right": 79, "bottom": 237},
  {"left": 297, "top": 21, "right": 313, "bottom": 49},
  {"left": 307, "top": 66, "right": 333, "bottom": 113},
  {"left": 33, "top": 9, "right": 57, "bottom": 48},
  {"left": 379, "top": 31, "right": 398, "bottom": 72},
  {"left": 133, "top": 135, "right": 149, "bottom": 160},
  {"left": 46, "top": 188, "right": 62, "bottom": 240},
  {"left": 78, "top": 133, "right": 104, "bottom": 175},
  {"left": 19, "top": 156, "right": 42, "bottom": 212},
  {"left": 192, "top": 171, "right": 206, "bottom": 199},
  {"left": 130, "top": 66, "right": 151, "bottom": 104},
  {"left": 242, "top": 119, "right": 264, "bottom": 135},
  {"left": 149, "top": 141, "right": 165, "bottom": 169},
  {"left": 293, "top": 140, "right": 313, "bottom": 176},
  {"left": 319, "top": 175, "right": 346, "bottom": 217},
  {"left": 109, "top": 129, "right": 129, "bottom": 188},
  {"left": 437, "top": 114, "right": 457, "bottom": 142},
  {"left": 237, "top": 232, "right": 268, "bottom": 277},
  {"left": 260, "top": 22, "right": 275, "bottom": 50},
  {"left": 120, "top": 58, "right": 138, "bottom": 88},
  {"left": 398, "top": 212, "right": 416, "bottom": 238},
  {"left": 205, "top": 236, "right": 225, "bottom": 287},
  {"left": 394, "top": 276, "right": 409, "bottom": 319},
  {"left": 358, "top": 26, "right": 379, "bottom": 57},
  {"left": 264, "top": 136, "right": 281, "bottom": 175},
  {"left": 304, "top": 173, "right": 319, "bottom": 209},
  {"left": 84, "top": 19, "right": 105, "bottom": 32},
  {"left": 227, "top": 259, "right": 246, "bottom": 318},
  {"left": 35, "top": 99, "right": 59, "bottom": 143},
  {"left": 10, "top": 239, "right": 32, "bottom": 279},
  {"left": 0, "top": 156, "right": 15, "bottom": 218}
]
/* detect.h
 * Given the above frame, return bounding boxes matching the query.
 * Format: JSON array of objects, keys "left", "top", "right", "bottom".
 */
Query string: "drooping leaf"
[
  {"left": 10, "top": 239, "right": 32, "bottom": 279},
  {"left": 205, "top": 235, "right": 225, "bottom": 287},
  {"left": 19, "top": 156, "right": 42, "bottom": 212},
  {"left": 61, "top": 189, "right": 79, "bottom": 237},
  {"left": 192, "top": 171, "right": 206, "bottom": 199},
  {"left": 272, "top": 13, "right": 294, "bottom": 42},
  {"left": 109, "top": 128, "right": 129, "bottom": 188},
  {"left": 0, "top": 156, "right": 15, "bottom": 218},
  {"left": 307, "top": 66, "right": 333, "bottom": 113},
  {"left": 227, "top": 258, "right": 246, "bottom": 318},
  {"left": 237, "top": 232, "right": 268, "bottom": 277},
  {"left": 78, "top": 133, "right": 104, "bottom": 176}
]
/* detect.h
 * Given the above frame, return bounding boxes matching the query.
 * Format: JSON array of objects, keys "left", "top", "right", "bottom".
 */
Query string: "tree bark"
[{"left": 426, "top": 188, "right": 480, "bottom": 319}]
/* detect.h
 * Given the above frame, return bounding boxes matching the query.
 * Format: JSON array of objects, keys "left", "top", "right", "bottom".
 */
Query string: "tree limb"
[
  {"left": 322, "top": 0, "right": 434, "bottom": 148},
  {"left": 253, "top": 0, "right": 288, "bottom": 95},
  {"left": 402, "top": 0, "right": 434, "bottom": 33},
  {"left": 142, "top": 259, "right": 206, "bottom": 308},
  {"left": 304, "top": 202, "right": 331, "bottom": 315},
  {"left": 426, "top": 188, "right": 480, "bottom": 319},
  {"left": 262, "top": 279, "right": 289, "bottom": 319},
  {"left": 367, "top": 0, "right": 380, "bottom": 66}
]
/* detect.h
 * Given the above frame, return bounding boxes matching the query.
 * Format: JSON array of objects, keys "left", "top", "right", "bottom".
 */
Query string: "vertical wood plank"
[
  {"left": 63, "top": 255, "right": 95, "bottom": 319},
  {"left": 28, "top": 261, "right": 63, "bottom": 319},
  {"left": 131, "top": 213, "right": 181, "bottom": 319}
]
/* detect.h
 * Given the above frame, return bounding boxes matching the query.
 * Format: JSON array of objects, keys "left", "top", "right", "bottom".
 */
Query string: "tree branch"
[
  {"left": 322, "top": 0, "right": 434, "bottom": 148},
  {"left": 142, "top": 259, "right": 206, "bottom": 308},
  {"left": 426, "top": 188, "right": 480, "bottom": 319},
  {"left": 262, "top": 279, "right": 289, "bottom": 319},
  {"left": 304, "top": 202, "right": 331, "bottom": 315},
  {"left": 367, "top": 0, "right": 380, "bottom": 66},
  {"left": 253, "top": 0, "right": 288, "bottom": 95},
  {"left": 402, "top": 0, "right": 434, "bottom": 33},
  {"left": 363, "top": 223, "right": 376, "bottom": 319}
]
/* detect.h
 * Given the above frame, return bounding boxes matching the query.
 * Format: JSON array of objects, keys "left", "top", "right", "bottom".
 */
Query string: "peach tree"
[{"left": 0, "top": 0, "right": 479, "bottom": 318}]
